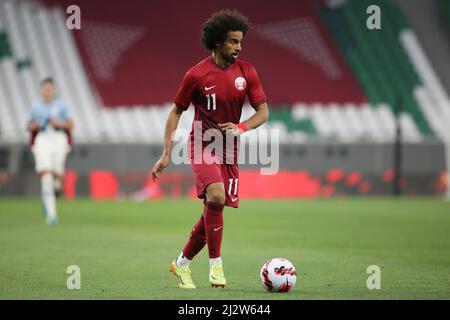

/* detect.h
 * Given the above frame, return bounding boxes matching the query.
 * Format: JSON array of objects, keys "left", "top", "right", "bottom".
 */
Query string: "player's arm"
[
  {"left": 27, "top": 107, "right": 39, "bottom": 132},
  {"left": 151, "top": 104, "right": 184, "bottom": 181},
  {"left": 27, "top": 121, "right": 39, "bottom": 132},
  {"left": 241, "top": 102, "right": 269, "bottom": 130},
  {"left": 50, "top": 118, "right": 74, "bottom": 131},
  {"left": 50, "top": 103, "right": 74, "bottom": 131},
  {"left": 219, "top": 102, "right": 269, "bottom": 135}
]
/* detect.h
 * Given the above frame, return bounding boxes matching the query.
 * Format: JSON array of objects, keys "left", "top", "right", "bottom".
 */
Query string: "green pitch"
[{"left": 0, "top": 197, "right": 449, "bottom": 300}]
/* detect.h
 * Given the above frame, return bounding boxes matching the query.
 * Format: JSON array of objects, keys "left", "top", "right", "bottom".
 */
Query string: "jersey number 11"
[{"left": 206, "top": 94, "right": 216, "bottom": 111}]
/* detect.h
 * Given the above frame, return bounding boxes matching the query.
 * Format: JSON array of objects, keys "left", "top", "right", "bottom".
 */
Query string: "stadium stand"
[
  {"left": 0, "top": 0, "right": 98, "bottom": 143},
  {"left": 444, "top": 0, "right": 450, "bottom": 27},
  {"left": 0, "top": 0, "right": 448, "bottom": 145},
  {"left": 318, "top": 0, "right": 431, "bottom": 136}
]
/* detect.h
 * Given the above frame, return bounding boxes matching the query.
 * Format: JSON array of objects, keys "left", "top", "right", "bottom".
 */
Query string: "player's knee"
[
  {"left": 209, "top": 192, "right": 225, "bottom": 204},
  {"left": 40, "top": 172, "right": 54, "bottom": 194},
  {"left": 206, "top": 184, "right": 226, "bottom": 204},
  {"left": 39, "top": 171, "right": 52, "bottom": 178}
]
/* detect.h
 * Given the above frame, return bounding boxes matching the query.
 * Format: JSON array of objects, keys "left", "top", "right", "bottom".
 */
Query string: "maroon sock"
[
  {"left": 182, "top": 206, "right": 207, "bottom": 260},
  {"left": 204, "top": 201, "right": 225, "bottom": 258}
]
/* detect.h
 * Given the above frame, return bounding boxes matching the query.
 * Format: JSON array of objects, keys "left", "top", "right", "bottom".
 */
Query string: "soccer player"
[
  {"left": 27, "top": 78, "right": 74, "bottom": 225},
  {"left": 151, "top": 9, "right": 269, "bottom": 288}
]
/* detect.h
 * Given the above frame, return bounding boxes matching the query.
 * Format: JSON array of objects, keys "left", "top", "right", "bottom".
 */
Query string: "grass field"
[{"left": 0, "top": 197, "right": 449, "bottom": 300}]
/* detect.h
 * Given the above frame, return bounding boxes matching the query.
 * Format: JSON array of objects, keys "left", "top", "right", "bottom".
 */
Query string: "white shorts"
[{"left": 31, "top": 129, "right": 71, "bottom": 176}]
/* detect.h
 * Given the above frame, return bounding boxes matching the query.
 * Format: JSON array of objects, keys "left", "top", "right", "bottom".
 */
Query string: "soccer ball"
[{"left": 260, "top": 258, "right": 297, "bottom": 293}]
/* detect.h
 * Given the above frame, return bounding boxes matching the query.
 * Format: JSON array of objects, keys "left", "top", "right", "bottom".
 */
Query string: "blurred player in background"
[
  {"left": 152, "top": 9, "right": 269, "bottom": 289},
  {"left": 27, "top": 78, "right": 74, "bottom": 225}
]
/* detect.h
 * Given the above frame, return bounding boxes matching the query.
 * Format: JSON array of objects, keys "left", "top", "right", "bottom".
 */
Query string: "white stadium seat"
[{"left": 0, "top": 1, "right": 436, "bottom": 144}]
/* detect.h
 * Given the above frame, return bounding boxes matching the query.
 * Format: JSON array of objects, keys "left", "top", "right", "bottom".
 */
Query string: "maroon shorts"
[{"left": 191, "top": 161, "right": 239, "bottom": 208}]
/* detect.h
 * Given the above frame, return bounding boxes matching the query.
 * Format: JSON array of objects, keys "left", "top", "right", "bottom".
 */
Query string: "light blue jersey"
[{"left": 28, "top": 98, "right": 71, "bottom": 130}]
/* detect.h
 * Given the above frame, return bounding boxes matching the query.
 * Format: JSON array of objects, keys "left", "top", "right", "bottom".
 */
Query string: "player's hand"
[
  {"left": 218, "top": 122, "right": 243, "bottom": 136},
  {"left": 50, "top": 118, "right": 61, "bottom": 129},
  {"left": 28, "top": 121, "right": 39, "bottom": 132},
  {"left": 151, "top": 154, "right": 170, "bottom": 182}
]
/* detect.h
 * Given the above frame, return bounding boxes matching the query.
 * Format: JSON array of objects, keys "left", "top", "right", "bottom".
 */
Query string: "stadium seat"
[
  {"left": 318, "top": 0, "right": 433, "bottom": 139},
  {"left": 342, "top": 103, "right": 368, "bottom": 141},
  {"left": 359, "top": 104, "right": 385, "bottom": 142},
  {"left": 99, "top": 108, "right": 121, "bottom": 143},
  {"left": 444, "top": 0, "right": 450, "bottom": 28},
  {"left": 413, "top": 86, "right": 446, "bottom": 141},
  {"left": 376, "top": 104, "right": 396, "bottom": 140},
  {"left": 0, "top": 0, "right": 445, "bottom": 145}
]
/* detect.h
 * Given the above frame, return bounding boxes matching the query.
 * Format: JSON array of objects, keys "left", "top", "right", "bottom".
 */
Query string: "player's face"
[
  {"left": 41, "top": 83, "right": 55, "bottom": 102},
  {"left": 218, "top": 31, "right": 243, "bottom": 63}
]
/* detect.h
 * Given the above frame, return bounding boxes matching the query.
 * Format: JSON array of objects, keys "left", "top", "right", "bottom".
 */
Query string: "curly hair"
[{"left": 201, "top": 9, "right": 251, "bottom": 51}]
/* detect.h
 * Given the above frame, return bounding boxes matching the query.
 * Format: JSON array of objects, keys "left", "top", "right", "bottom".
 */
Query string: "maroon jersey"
[{"left": 175, "top": 57, "right": 267, "bottom": 163}]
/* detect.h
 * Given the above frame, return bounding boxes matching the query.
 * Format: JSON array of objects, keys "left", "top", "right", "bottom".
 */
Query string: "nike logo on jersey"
[
  {"left": 231, "top": 197, "right": 238, "bottom": 202},
  {"left": 205, "top": 85, "right": 216, "bottom": 91},
  {"left": 213, "top": 226, "right": 223, "bottom": 232}
]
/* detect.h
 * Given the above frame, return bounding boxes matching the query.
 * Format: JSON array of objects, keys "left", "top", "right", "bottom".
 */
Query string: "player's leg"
[
  {"left": 53, "top": 144, "right": 68, "bottom": 199},
  {"left": 204, "top": 182, "right": 225, "bottom": 260},
  {"left": 206, "top": 164, "right": 239, "bottom": 287},
  {"left": 33, "top": 142, "right": 58, "bottom": 225},
  {"left": 54, "top": 137, "right": 71, "bottom": 198},
  {"left": 170, "top": 161, "right": 223, "bottom": 289},
  {"left": 53, "top": 175, "right": 63, "bottom": 198},
  {"left": 40, "top": 170, "right": 58, "bottom": 225},
  {"left": 170, "top": 206, "right": 206, "bottom": 289},
  {"left": 204, "top": 182, "right": 226, "bottom": 287},
  {"left": 178, "top": 205, "right": 207, "bottom": 265}
]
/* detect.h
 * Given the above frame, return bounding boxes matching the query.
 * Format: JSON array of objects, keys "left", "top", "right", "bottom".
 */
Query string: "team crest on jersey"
[{"left": 235, "top": 77, "right": 246, "bottom": 91}]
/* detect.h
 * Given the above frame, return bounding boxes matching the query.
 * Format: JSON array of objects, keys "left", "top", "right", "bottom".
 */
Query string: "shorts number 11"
[{"left": 228, "top": 178, "right": 238, "bottom": 196}]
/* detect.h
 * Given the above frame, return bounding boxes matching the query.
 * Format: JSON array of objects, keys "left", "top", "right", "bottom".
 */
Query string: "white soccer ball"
[{"left": 260, "top": 258, "right": 297, "bottom": 293}]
